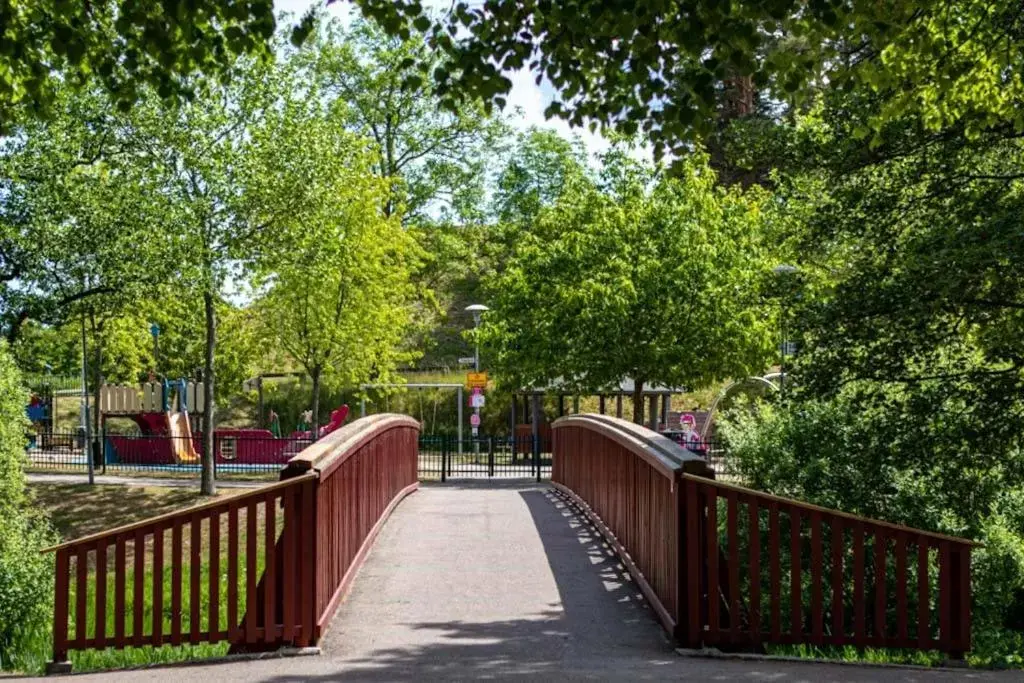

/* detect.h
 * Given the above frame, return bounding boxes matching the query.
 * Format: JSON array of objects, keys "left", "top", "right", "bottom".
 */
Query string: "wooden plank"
[
  {"left": 115, "top": 534, "right": 127, "bottom": 646},
  {"left": 264, "top": 491, "right": 277, "bottom": 644},
  {"left": 75, "top": 546, "right": 87, "bottom": 645},
  {"left": 727, "top": 491, "right": 739, "bottom": 639},
  {"left": 95, "top": 540, "right": 107, "bottom": 648},
  {"left": 53, "top": 549, "right": 70, "bottom": 661},
  {"left": 171, "top": 518, "right": 182, "bottom": 646},
  {"left": 748, "top": 498, "right": 761, "bottom": 643},
  {"left": 939, "top": 540, "right": 950, "bottom": 651},
  {"left": 133, "top": 529, "right": 145, "bottom": 646},
  {"left": 917, "top": 537, "right": 929, "bottom": 647},
  {"left": 874, "top": 529, "right": 887, "bottom": 640},
  {"left": 298, "top": 477, "right": 316, "bottom": 646},
  {"left": 958, "top": 547, "right": 971, "bottom": 652},
  {"left": 790, "top": 507, "right": 801, "bottom": 637},
  {"left": 283, "top": 482, "right": 296, "bottom": 642},
  {"left": 152, "top": 526, "right": 164, "bottom": 645},
  {"left": 769, "top": 501, "right": 781, "bottom": 640},
  {"left": 810, "top": 512, "right": 823, "bottom": 643},
  {"left": 831, "top": 518, "right": 843, "bottom": 643},
  {"left": 706, "top": 485, "right": 719, "bottom": 641},
  {"left": 246, "top": 498, "right": 258, "bottom": 643},
  {"left": 896, "top": 533, "right": 908, "bottom": 642},
  {"left": 853, "top": 522, "right": 865, "bottom": 645},
  {"left": 209, "top": 510, "right": 221, "bottom": 644},
  {"left": 228, "top": 504, "right": 239, "bottom": 641},
  {"left": 190, "top": 512, "right": 201, "bottom": 642}
]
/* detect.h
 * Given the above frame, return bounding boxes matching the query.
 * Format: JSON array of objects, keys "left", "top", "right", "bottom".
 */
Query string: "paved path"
[{"left": 27, "top": 483, "right": 1020, "bottom": 681}]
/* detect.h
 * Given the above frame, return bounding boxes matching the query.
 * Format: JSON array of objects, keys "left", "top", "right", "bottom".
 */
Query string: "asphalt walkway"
[{"left": 28, "top": 483, "right": 1020, "bottom": 681}]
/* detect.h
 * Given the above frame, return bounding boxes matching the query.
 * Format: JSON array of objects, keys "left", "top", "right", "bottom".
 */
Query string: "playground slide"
[{"left": 167, "top": 411, "right": 200, "bottom": 464}]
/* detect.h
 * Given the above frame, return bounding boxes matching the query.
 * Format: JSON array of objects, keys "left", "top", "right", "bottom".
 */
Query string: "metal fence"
[
  {"left": 660, "top": 431, "right": 737, "bottom": 479},
  {"left": 25, "top": 428, "right": 731, "bottom": 483},
  {"left": 418, "top": 434, "right": 552, "bottom": 481},
  {"left": 24, "top": 429, "right": 310, "bottom": 476}
]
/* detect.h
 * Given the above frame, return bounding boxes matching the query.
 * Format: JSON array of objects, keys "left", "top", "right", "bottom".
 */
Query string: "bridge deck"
[
  {"left": 320, "top": 482, "right": 674, "bottom": 677},
  {"left": 50, "top": 483, "right": 1015, "bottom": 681}
]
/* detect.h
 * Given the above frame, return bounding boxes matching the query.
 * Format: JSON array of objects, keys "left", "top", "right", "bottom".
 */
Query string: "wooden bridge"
[{"left": 45, "top": 413, "right": 976, "bottom": 676}]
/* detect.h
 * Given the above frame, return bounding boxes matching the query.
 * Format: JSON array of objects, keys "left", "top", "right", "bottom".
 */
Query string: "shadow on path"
[{"left": 294, "top": 484, "right": 676, "bottom": 680}]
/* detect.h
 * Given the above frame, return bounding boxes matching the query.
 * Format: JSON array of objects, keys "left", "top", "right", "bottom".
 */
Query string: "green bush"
[
  {"left": 0, "top": 341, "right": 56, "bottom": 672},
  {"left": 0, "top": 513, "right": 55, "bottom": 672},
  {"left": 719, "top": 394, "right": 1024, "bottom": 667}
]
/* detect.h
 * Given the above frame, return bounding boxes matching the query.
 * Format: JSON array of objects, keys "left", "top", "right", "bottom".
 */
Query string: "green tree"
[
  {"left": 307, "top": 17, "right": 507, "bottom": 223},
  {"left": 0, "top": 87, "right": 166, "bottom": 344},
  {"left": 255, "top": 151, "right": 418, "bottom": 433},
  {"left": 0, "top": 0, "right": 281, "bottom": 133},
  {"left": 120, "top": 52, "right": 362, "bottom": 493},
  {"left": 353, "top": 1, "right": 1024, "bottom": 155},
  {"left": 492, "top": 128, "right": 589, "bottom": 226},
  {"left": 250, "top": 90, "right": 418, "bottom": 433},
  {"left": 481, "top": 148, "right": 773, "bottom": 421}
]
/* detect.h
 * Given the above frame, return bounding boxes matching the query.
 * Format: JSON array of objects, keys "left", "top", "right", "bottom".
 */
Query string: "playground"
[{"left": 24, "top": 366, "right": 776, "bottom": 483}]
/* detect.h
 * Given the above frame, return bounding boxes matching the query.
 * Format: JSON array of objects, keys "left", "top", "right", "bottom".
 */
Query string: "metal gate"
[{"left": 418, "top": 435, "right": 551, "bottom": 481}]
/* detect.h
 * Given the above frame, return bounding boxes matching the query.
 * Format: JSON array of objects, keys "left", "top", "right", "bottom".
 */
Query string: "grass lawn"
[{"left": 26, "top": 483, "right": 273, "bottom": 675}]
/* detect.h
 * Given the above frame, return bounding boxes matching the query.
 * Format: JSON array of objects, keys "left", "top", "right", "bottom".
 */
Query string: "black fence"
[
  {"left": 25, "top": 428, "right": 732, "bottom": 483},
  {"left": 24, "top": 429, "right": 309, "bottom": 476},
  {"left": 418, "top": 434, "right": 552, "bottom": 481},
  {"left": 660, "top": 430, "right": 737, "bottom": 479}
]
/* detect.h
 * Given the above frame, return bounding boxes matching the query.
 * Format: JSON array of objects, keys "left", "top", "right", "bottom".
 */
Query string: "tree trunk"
[
  {"left": 311, "top": 366, "right": 321, "bottom": 441},
  {"left": 632, "top": 380, "right": 645, "bottom": 425},
  {"left": 201, "top": 291, "right": 216, "bottom": 496}
]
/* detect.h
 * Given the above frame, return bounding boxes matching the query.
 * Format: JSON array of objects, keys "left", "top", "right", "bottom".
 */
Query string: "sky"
[{"left": 273, "top": 0, "right": 617, "bottom": 161}]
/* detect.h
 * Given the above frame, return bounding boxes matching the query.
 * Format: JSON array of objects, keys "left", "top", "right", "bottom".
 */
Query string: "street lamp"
[
  {"left": 465, "top": 304, "right": 489, "bottom": 372},
  {"left": 772, "top": 265, "right": 798, "bottom": 397}
]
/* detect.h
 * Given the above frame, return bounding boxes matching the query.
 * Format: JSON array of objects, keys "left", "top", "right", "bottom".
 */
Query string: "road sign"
[
  {"left": 471, "top": 393, "right": 485, "bottom": 408},
  {"left": 458, "top": 356, "right": 476, "bottom": 365},
  {"left": 470, "top": 413, "right": 481, "bottom": 427},
  {"left": 466, "top": 371, "right": 488, "bottom": 388}
]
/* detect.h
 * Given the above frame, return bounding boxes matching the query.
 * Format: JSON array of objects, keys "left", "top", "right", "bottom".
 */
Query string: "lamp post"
[
  {"left": 150, "top": 323, "right": 161, "bottom": 377},
  {"left": 465, "top": 304, "right": 489, "bottom": 372},
  {"left": 465, "top": 304, "right": 489, "bottom": 453},
  {"left": 772, "top": 264, "right": 798, "bottom": 397}
]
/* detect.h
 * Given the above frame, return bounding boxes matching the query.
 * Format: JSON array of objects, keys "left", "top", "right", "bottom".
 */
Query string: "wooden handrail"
[
  {"left": 682, "top": 474, "right": 981, "bottom": 547},
  {"left": 553, "top": 414, "right": 712, "bottom": 480},
  {"left": 284, "top": 414, "right": 420, "bottom": 479},
  {"left": 40, "top": 474, "right": 316, "bottom": 553},
  {"left": 48, "top": 414, "right": 422, "bottom": 673}
]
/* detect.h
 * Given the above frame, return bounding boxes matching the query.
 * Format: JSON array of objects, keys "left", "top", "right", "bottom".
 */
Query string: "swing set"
[{"left": 359, "top": 382, "right": 466, "bottom": 444}]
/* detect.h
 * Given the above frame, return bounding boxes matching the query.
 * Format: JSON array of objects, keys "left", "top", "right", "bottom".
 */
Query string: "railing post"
[
  {"left": 487, "top": 436, "right": 495, "bottom": 477},
  {"left": 533, "top": 432, "right": 541, "bottom": 482},
  {"left": 296, "top": 474, "right": 319, "bottom": 647},
  {"left": 440, "top": 435, "right": 448, "bottom": 483},
  {"left": 48, "top": 548, "right": 72, "bottom": 674}
]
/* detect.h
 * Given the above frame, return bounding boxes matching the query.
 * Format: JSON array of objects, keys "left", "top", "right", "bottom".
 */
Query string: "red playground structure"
[{"left": 100, "top": 379, "right": 348, "bottom": 468}]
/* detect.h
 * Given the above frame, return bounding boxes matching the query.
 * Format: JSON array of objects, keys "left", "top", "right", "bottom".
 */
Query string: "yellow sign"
[{"left": 466, "top": 372, "right": 488, "bottom": 388}]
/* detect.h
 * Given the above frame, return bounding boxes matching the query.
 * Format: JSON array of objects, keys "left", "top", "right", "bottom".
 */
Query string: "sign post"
[{"left": 466, "top": 373, "right": 488, "bottom": 454}]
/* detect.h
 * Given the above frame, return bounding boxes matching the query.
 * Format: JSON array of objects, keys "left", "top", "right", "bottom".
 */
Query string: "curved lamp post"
[{"left": 772, "top": 265, "right": 798, "bottom": 397}]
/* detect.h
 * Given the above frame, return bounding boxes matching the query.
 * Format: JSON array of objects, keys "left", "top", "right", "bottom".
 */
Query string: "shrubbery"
[
  {"left": 719, "top": 395, "right": 1024, "bottom": 667},
  {"left": 0, "top": 342, "right": 56, "bottom": 672}
]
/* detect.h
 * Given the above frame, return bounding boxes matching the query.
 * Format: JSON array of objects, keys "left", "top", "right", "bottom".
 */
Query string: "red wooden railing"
[
  {"left": 552, "top": 414, "right": 977, "bottom": 658},
  {"left": 46, "top": 414, "right": 419, "bottom": 673}
]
